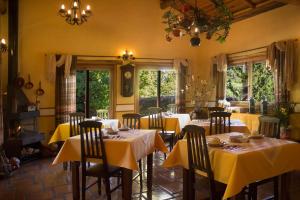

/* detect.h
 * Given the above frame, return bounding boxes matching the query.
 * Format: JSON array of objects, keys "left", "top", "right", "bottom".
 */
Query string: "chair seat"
[{"left": 86, "top": 163, "right": 121, "bottom": 177}]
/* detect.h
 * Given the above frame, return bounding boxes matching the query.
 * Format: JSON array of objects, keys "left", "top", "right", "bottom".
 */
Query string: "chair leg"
[
  {"left": 97, "top": 177, "right": 102, "bottom": 195},
  {"left": 63, "top": 162, "right": 68, "bottom": 170},
  {"left": 81, "top": 175, "right": 86, "bottom": 200},
  {"left": 252, "top": 185, "right": 257, "bottom": 200},
  {"left": 274, "top": 177, "right": 279, "bottom": 200},
  {"left": 139, "top": 160, "right": 143, "bottom": 191},
  {"left": 104, "top": 177, "right": 111, "bottom": 200}
]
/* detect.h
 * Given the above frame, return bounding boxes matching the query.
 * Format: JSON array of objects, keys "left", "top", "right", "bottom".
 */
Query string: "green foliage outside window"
[
  {"left": 226, "top": 65, "right": 248, "bottom": 101},
  {"left": 76, "top": 70, "right": 110, "bottom": 116},
  {"left": 226, "top": 62, "right": 274, "bottom": 102},
  {"left": 252, "top": 63, "right": 274, "bottom": 102}
]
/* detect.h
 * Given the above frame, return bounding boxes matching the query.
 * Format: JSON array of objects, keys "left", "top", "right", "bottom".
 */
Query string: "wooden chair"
[
  {"left": 258, "top": 116, "right": 280, "bottom": 138},
  {"left": 69, "top": 112, "right": 85, "bottom": 137},
  {"left": 248, "top": 116, "right": 281, "bottom": 200},
  {"left": 209, "top": 111, "right": 231, "bottom": 135},
  {"left": 121, "top": 113, "right": 143, "bottom": 190},
  {"left": 185, "top": 125, "right": 225, "bottom": 200},
  {"left": 97, "top": 109, "right": 109, "bottom": 119},
  {"left": 122, "top": 113, "right": 141, "bottom": 129},
  {"left": 208, "top": 107, "right": 225, "bottom": 115},
  {"left": 148, "top": 107, "right": 175, "bottom": 153},
  {"left": 79, "top": 121, "right": 122, "bottom": 200}
]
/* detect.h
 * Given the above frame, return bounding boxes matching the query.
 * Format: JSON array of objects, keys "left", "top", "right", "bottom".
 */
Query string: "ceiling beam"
[
  {"left": 274, "top": 0, "right": 300, "bottom": 5},
  {"left": 244, "top": 0, "right": 256, "bottom": 8}
]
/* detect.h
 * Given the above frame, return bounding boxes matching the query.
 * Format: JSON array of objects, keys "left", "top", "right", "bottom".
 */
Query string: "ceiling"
[{"left": 161, "top": 0, "right": 299, "bottom": 22}]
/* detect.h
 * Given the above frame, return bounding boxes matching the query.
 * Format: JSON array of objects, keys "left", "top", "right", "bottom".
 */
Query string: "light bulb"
[
  {"left": 67, "top": 9, "right": 71, "bottom": 15},
  {"left": 129, "top": 51, "right": 133, "bottom": 55},
  {"left": 1, "top": 38, "right": 6, "bottom": 44},
  {"left": 73, "top": 1, "right": 78, "bottom": 7},
  {"left": 75, "top": 13, "right": 78, "bottom": 18},
  {"left": 61, "top": 4, "right": 65, "bottom": 10},
  {"left": 195, "top": 27, "right": 199, "bottom": 33},
  {"left": 82, "top": 10, "right": 86, "bottom": 15},
  {"left": 86, "top": 5, "right": 91, "bottom": 10}
]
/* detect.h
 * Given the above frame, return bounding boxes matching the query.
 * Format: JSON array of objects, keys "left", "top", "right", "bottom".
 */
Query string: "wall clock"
[{"left": 120, "top": 64, "right": 134, "bottom": 97}]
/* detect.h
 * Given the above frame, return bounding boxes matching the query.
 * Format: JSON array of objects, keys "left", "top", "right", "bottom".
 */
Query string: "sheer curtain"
[
  {"left": 174, "top": 59, "right": 189, "bottom": 113},
  {"left": 46, "top": 54, "right": 76, "bottom": 126},
  {"left": 267, "top": 39, "right": 297, "bottom": 103},
  {"left": 211, "top": 54, "right": 228, "bottom": 101}
]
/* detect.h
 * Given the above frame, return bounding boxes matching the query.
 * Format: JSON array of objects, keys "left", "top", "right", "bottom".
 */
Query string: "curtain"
[
  {"left": 0, "top": 56, "right": 3, "bottom": 145},
  {"left": 266, "top": 40, "right": 296, "bottom": 103},
  {"left": 55, "top": 55, "right": 77, "bottom": 126},
  {"left": 211, "top": 54, "right": 228, "bottom": 100},
  {"left": 174, "top": 59, "right": 189, "bottom": 113},
  {"left": 46, "top": 54, "right": 73, "bottom": 83}
]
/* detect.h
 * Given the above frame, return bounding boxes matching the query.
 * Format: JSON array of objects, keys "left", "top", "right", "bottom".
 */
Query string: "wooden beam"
[
  {"left": 244, "top": 0, "right": 256, "bottom": 8},
  {"left": 274, "top": 0, "right": 300, "bottom": 6}
]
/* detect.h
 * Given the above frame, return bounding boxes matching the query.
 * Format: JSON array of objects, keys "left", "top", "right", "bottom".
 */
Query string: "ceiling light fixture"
[
  {"left": 162, "top": 0, "right": 233, "bottom": 47},
  {"left": 118, "top": 50, "right": 135, "bottom": 61},
  {"left": 59, "top": 0, "right": 92, "bottom": 25},
  {"left": 0, "top": 38, "right": 7, "bottom": 52}
]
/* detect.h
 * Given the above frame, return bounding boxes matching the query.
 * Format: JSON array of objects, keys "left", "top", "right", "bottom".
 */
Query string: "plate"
[
  {"left": 248, "top": 135, "right": 264, "bottom": 139},
  {"left": 119, "top": 128, "right": 130, "bottom": 131},
  {"left": 208, "top": 142, "right": 225, "bottom": 147}
]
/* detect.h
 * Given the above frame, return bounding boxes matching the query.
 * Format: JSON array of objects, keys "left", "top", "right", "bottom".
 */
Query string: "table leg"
[
  {"left": 122, "top": 168, "right": 133, "bottom": 200},
  {"left": 147, "top": 153, "right": 153, "bottom": 200},
  {"left": 71, "top": 161, "right": 80, "bottom": 200},
  {"left": 281, "top": 173, "right": 290, "bottom": 200},
  {"left": 183, "top": 168, "right": 195, "bottom": 200}
]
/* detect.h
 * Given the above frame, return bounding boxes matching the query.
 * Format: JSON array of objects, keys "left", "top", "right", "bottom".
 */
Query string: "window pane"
[
  {"left": 89, "top": 70, "right": 110, "bottom": 117},
  {"left": 252, "top": 63, "right": 274, "bottom": 102},
  {"left": 139, "top": 70, "right": 158, "bottom": 115},
  {"left": 161, "top": 70, "right": 176, "bottom": 111},
  {"left": 226, "top": 65, "right": 248, "bottom": 101}
]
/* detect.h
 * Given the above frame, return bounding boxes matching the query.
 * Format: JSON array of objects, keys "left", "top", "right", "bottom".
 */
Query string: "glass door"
[
  {"left": 138, "top": 69, "right": 176, "bottom": 115},
  {"left": 76, "top": 69, "right": 112, "bottom": 118}
]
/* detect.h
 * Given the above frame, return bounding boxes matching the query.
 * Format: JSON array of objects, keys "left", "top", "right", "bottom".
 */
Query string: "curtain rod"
[
  {"left": 228, "top": 39, "right": 298, "bottom": 56},
  {"left": 75, "top": 54, "right": 174, "bottom": 61}
]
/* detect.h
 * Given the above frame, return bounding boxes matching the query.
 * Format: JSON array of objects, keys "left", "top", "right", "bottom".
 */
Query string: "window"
[
  {"left": 76, "top": 68, "right": 113, "bottom": 117},
  {"left": 138, "top": 69, "right": 176, "bottom": 115},
  {"left": 226, "top": 62, "right": 274, "bottom": 102}
]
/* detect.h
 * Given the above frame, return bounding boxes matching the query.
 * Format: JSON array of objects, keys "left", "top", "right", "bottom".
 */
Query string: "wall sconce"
[
  {"left": 118, "top": 50, "right": 135, "bottom": 61},
  {"left": 0, "top": 38, "right": 7, "bottom": 53}
]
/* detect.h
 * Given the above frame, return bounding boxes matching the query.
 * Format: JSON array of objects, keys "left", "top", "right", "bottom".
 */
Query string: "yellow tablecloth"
[
  {"left": 188, "top": 119, "right": 250, "bottom": 135},
  {"left": 163, "top": 133, "right": 300, "bottom": 199},
  {"left": 48, "top": 119, "right": 119, "bottom": 144},
  {"left": 53, "top": 129, "right": 168, "bottom": 171},
  {"left": 231, "top": 113, "right": 260, "bottom": 134},
  {"left": 140, "top": 114, "right": 191, "bottom": 135}
]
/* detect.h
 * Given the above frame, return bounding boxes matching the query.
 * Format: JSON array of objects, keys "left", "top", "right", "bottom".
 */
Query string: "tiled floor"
[{"left": 0, "top": 152, "right": 299, "bottom": 200}]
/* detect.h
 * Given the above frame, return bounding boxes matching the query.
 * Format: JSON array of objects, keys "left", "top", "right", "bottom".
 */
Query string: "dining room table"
[
  {"left": 48, "top": 119, "right": 119, "bottom": 144},
  {"left": 52, "top": 129, "right": 168, "bottom": 200},
  {"left": 163, "top": 133, "right": 300, "bottom": 199},
  {"left": 188, "top": 119, "right": 250, "bottom": 135},
  {"left": 140, "top": 113, "right": 191, "bottom": 135}
]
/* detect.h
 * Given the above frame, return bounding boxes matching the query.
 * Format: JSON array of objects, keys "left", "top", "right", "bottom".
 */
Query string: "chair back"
[
  {"left": 167, "top": 104, "right": 178, "bottom": 114},
  {"left": 122, "top": 113, "right": 142, "bottom": 129},
  {"left": 69, "top": 112, "right": 85, "bottom": 137},
  {"left": 184, "top": 125, "right": 215, "bottom": 194},
  {"left": 96, "top": 109, "right": 109, "bottom": 119},
  {"left": 258, "top": 116, "right": 280, "bottom": 138},
  {"left": 208, "top": 107, "right": 225, "bottom": 116},
  {"left": 209, "top": 111, "right": 231, "bottom": 135},
  {"left": 148, "top": 107, "right": 164, "bottom": 131},
  {"left": 79, "top": 121, "right": 109, "bottom": 170}
]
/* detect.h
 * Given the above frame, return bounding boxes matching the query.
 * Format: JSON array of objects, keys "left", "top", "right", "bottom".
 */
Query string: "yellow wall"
[
  {"left": 16, "top": 0, "right": 201, "bottom": 135},
  {"left": 2, "top": 1, "right": 300, "bottom": 137},
  {"left": 196, "top": 5, "right": 300, "bottom": 101}
]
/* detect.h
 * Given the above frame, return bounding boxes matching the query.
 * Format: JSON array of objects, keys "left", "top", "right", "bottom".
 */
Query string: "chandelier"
[
  {"left": 162, "top": 0, "right": 233, "bottom": 47},
  {"left": 58, "top": 0, "right": 92, "bottom": 25}
]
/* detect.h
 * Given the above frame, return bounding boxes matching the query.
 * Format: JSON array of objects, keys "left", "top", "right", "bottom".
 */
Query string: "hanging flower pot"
[
  {"left": 190, "top": 36, "right": 201, "bottom": 47},
  {"left": 172, "top": 29, "right": 181, "bottom": 37}
]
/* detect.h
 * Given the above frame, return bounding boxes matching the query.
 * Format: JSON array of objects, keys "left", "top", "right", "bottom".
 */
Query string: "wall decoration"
[{"left": 120, "top": 64, "right": 134, "bottom": 97}]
